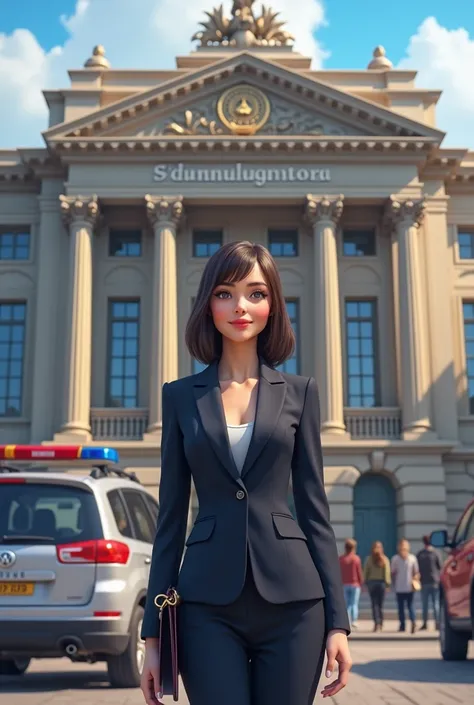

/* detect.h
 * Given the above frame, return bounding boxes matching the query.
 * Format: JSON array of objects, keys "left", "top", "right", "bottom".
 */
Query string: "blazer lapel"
[
  {"left": 240, "top": 362, "right": 286, "bottom": 479},
  {"left": 193, "top": 361, "right": 242, "bottom": 483}
]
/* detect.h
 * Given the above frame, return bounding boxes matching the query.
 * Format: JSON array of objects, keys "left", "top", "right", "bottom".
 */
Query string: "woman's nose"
[{"left": 234, "top": 298, "right": 247, "bottom": 314}]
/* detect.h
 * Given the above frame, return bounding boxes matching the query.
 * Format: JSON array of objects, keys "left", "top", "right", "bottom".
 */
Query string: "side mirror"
[{"left": 430, "top": 529, "right": 450, "bottom": 549}]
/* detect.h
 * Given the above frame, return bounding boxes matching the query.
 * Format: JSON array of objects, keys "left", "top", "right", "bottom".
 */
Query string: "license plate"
[{"left": 0, "top": 582, "right": 34, "bottom": 596}]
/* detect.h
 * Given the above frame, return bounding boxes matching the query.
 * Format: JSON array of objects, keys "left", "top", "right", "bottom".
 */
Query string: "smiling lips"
[{"left": 230, "top": 319, "right": 252, "bottom": 328}]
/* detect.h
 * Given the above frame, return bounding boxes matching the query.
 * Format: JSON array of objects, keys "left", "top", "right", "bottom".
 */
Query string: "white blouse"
[{"left": 227, "top": 422, "right": 254, "bottom": 475}]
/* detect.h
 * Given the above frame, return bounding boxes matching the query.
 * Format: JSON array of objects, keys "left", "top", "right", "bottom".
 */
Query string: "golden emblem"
[{"left": 217, "top": 85, "right": 271, "bottom": 135}]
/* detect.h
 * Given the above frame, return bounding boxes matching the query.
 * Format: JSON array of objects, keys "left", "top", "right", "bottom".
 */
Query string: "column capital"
[
  {"left": 385, "top": 196, "right": 426, "bottom": 230},
  {"left": 59, "top": 195, "right": 100, "bottom": 228},
  {"left": 305, "top": 194, "right": 344, "bottom": 227},
  {"left": 145, "top": 195, "right": 184, "bottom": 229}
]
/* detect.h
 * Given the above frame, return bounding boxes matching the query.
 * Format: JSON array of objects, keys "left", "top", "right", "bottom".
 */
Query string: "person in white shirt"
[{"left": 390, "top": 539, "right": 420, "bottom": 633}]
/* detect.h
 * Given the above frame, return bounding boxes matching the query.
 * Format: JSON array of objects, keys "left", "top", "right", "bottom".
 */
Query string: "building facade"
[{"left": 1, "top": 3, "right": 474, "bottom": 557}]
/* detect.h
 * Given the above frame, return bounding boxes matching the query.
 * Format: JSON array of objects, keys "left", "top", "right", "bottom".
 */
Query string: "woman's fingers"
[{"left": 140, "top": 667, "right": 162, "bottom": 705}]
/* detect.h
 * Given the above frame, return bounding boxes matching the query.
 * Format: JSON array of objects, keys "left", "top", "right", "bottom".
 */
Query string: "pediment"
[
  {"left": 97, "top": 85, "right": 373, "bottom": 138},
  {"left": 44, "top": 52, "right": 444, "bottom": 146}
]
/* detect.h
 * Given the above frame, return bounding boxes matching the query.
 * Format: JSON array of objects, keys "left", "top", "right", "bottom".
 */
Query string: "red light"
[
  {"left": 93, "top": 611, "right": 122, "bottom": 617},
  {"left": 56, "top": 539, "right": 130, "bottom": 565},
  {"left": 0, "top": 478, "right": 26, "bottom": 484},
  {"left": 0, "top": 445, "right": 82, "bottom": 462}
]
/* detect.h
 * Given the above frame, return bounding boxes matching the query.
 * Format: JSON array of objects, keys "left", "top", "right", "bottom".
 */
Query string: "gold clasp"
[{"left": 154, "top": 588, "right": 180, "bottom": 611}]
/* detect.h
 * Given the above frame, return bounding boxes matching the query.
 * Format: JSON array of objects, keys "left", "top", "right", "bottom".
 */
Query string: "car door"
[
  {"left": 444, "top": 504, "right": 474, "bottom": 619},
  {"left": 456, "top": 505, "right": 474, "bottom": 619}
]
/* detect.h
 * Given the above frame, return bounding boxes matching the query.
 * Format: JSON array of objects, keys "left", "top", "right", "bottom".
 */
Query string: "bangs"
[{"left": 213, "top": 246, "right": 258, "bottom": 287}]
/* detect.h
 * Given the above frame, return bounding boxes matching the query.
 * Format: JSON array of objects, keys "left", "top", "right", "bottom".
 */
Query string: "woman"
[
  {"left": 363, "top": 541, "right": 391, "bottom": 632},
  {"left": 391, "top": 538, "right": 420, "bottom": 634},
  {"left": 140, "top": 241, "right": 352, "bottom": 705},
  {"left": 339, "top": 538, "right": 363, "bottom": 629}
]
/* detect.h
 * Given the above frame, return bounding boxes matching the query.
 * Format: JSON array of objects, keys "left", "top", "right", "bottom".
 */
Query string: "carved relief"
[{"left": 155, "top": 94, "right": 350, "bottom": 137}]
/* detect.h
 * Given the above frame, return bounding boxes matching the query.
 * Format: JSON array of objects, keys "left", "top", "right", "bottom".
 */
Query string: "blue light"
[{"left": 80, "top": 447, "right": 120, "bottom": 464}]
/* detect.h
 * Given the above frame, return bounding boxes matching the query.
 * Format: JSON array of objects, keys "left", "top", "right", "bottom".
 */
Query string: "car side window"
[
  {"left": 452, "top": 505, "right": 474, "bottom": 546},
  {"left": 122, "top": 490, "right": 155, "bottom": 544},
  {"left": 143, "top": 494, "right": 159, "bottom": 526},
  {"left": 108, "top": 489, "right": 133, "bottom": 539}
]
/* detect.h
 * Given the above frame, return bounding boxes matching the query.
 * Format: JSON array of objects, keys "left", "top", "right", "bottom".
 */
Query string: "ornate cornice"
[
  {"left": 145, "top": 195, "right": 184, "bottom": 228},
  {"left": 384, "top": 196, "right": 426, "bottom": 230},
  {"left": 47, "top": 135, "right": 438, "bottom": 158},
  {"left": 59, "top": 195, "right": 100, "bottom": 228},
  {"left": 305, "top": 194, "right": 344, "bottom": 226}
]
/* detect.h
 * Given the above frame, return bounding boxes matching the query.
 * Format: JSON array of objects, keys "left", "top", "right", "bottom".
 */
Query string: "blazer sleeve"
[
  {"left": 141, "top": 382, "right": 191, "bottom": 639},
  {"left": 291, "top": 377, "right": 350, "bottom": 635}
]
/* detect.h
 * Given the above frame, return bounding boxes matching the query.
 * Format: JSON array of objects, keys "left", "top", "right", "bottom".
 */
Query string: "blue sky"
[
  {"left": 1, "top": 0, "right": 472, "bottom": 67},
  {"left": 0, "top": 0, "right": 473, "bottom": 148}
]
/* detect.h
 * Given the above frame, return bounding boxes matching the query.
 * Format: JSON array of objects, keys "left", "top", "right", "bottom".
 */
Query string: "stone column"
[
  {"left": 305, "top": 195, "right": 348, "bottom": 437},
  {"left": 54, "top": 195, "right": 99, "bottom": 441},
  {"left": 30, "top": 185, "right": 64, "bottom": 443},
  {"left": 385, "top": 197, "right": 435, "bottom": 439},
  {"left": 144, "top": 195, "right": 183, "bottom": 437}
]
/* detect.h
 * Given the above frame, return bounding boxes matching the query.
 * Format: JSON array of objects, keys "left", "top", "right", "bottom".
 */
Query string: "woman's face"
[{"left": 209, "top": 262, "right": 272, "bottom": 346}]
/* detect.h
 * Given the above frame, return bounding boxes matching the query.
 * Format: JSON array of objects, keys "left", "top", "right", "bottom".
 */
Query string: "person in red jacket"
[{"left": 339, "top": 539, "right": 363, "bottom": 629}]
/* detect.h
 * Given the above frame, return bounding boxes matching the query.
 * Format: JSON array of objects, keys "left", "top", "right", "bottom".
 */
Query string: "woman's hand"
[
  {"left": 321, "top": 629, "right": 352, "bottom": 698},
  {"left": 140, "top": 639, "right": 163, "bottom": 705}
]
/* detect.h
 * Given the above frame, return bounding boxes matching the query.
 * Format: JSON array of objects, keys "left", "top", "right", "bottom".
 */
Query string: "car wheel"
[
  {"left": 107, "top": 604, "right": 145, "bottom": 688},
  {"left": 440, "top": 597, "right": 469, "bottom": 661},
  {"left": 0, "top": 658, "right": 31, "bottom": 676}
]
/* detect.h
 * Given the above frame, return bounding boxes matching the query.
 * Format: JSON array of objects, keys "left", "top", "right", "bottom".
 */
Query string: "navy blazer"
[{"left": 141, "top": 359, "right": 350, "bottom": 638}]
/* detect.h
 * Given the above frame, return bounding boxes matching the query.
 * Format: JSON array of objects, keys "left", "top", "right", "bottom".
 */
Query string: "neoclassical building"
[{"left": 1, "top": 2, "right": 474, "bottom": 556}]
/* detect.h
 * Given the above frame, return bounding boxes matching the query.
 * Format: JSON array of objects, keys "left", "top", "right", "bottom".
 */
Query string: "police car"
[{"left": 0, "top": 445, "right": 158, "bottom": 687}]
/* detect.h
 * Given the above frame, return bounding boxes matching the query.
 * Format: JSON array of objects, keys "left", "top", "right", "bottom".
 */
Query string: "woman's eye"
[
  {"left": 214, "top": 291, "right": 231, "bottom": 299},
  {"left": 251, "top": 290, "right": 268, "bottom": 300}
]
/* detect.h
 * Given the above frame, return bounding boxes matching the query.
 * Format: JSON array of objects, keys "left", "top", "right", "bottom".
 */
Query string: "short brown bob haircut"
[{"left": 185, "top": 241, "right": 295, "bottom": 368}]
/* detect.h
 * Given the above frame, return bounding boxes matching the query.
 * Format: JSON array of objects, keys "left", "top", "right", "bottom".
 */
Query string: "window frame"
[
  {"left": 267, "top": 228, "right": 299, "bottom": 258},
  {"left": 341, "top": 227, "right": 377, "bottom": 259},
  {"left": 462, "top": 301, "right": 474, "bottom": 415},
  {"left": 0, "top": 227, "right": 31, "bottom": 262},
  {"left": 108, "top": 228, "right": 143, "bottom": 259},
  {"left": 192, "top": 229, "right": 223, "bottom": 258},
  {"left": 276, "top": 298, "right": 300, "bottom": 375},
  {"left": 106, "top": 298, "right": 141, "bottom": 409},
  {"left": 456, "top": 228, "right": 474, "bottom": 262},
  {"left": 344, "top": 298, "right": 381, "bottom": 408},
  {"left": 0, "top": 301, "right": 27, "bottom": 418}
]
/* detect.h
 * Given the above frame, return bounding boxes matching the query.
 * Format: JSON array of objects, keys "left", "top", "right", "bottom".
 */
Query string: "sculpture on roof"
[{"left": 192, "top": 1, "right": 294, "bottom": 48}]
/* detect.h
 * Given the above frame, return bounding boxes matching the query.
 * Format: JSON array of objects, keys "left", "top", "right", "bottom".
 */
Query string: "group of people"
[{"left": 338, "top": 535, "right": 442, "bottom": 633}]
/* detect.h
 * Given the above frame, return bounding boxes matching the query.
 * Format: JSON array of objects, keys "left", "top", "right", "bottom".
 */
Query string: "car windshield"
[{"left": 0, "top": 484, "right": 103, "bottom": 544}]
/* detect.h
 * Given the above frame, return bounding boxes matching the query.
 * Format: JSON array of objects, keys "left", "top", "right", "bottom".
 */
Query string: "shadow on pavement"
[
  {"left": 352, "top": 659, "right": 474, "bottom": 684},
  {"left": 0, "top": 669, "right": 111, "bottom": 692}
]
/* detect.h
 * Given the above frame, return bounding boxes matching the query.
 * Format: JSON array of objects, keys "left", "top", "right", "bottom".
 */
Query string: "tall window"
[
  {"left": 109, "top": 229, "right": 142, "bottom": 257},
  {"left": 345, "top": 300, "right": 378, "bottom": 407},
  {"left": 458, "top": 230, "right": 474, "bottom": 260},
  {"left": 0, "top": 302, "right": 26, "bottom": 416},
  {"left": 0, "top": 228, "right": 30, "bottom": 260},
  {"left": 193, "top": 230, "right": 222, "bottom": 258},
  {"left": 343, "top": 229, "right": 376, "bottom": 257},
  {"left": 107, "top": 300, "right": 140, "bottom": 408},
  {"left": 463, "top": 302, "right": 474, "bottom": 413},
  {"left": 276, "top": 299, "right": 299, "bottom": 374},
  {"left": 268, "top": 229, "right": 298, "bottom": 257}
]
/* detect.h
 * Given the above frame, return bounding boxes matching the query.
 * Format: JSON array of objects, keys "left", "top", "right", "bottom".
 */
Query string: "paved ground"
[{"left": 0, "top": 634, "right": 473, "bottom": 705}]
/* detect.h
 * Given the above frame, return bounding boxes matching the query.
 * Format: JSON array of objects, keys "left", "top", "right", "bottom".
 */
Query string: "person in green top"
[{"left": 363, "top": 541, "right": 391, "bottom": 632}]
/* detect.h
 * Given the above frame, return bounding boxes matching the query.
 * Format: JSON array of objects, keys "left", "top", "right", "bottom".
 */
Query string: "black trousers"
[
  {"left": 177, "top": 560, "right": 327, "bottom": 705},
  {"left": 367, "top": 580, "right": 385, "bottom": 626}
]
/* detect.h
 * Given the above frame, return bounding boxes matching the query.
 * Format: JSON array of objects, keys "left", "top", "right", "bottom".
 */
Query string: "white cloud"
[
  {"left": 398, "top": 16, "right": 474, "bottom": 149},
  {"left": 0, "top": 0, "right": 326, "bottom": 149}
]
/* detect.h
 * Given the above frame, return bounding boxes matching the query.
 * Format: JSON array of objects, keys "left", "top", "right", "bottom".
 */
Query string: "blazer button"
[{"left": 236, "top": 490, "right": 245, "bottom": 500}]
